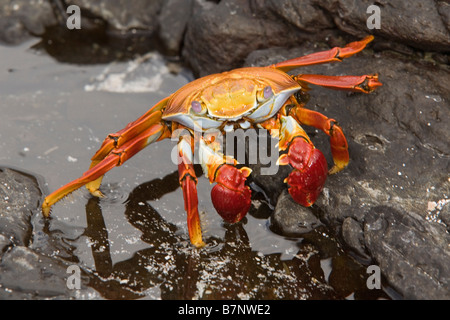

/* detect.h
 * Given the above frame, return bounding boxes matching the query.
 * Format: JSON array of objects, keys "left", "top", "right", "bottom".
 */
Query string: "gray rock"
[
  {"left": 0, "top": 167, "right": 100, "bottom": 299},
  {"left": 0, "top": 246, "right": 94, "bottom": 299},
  {"left": 270, "top": 190, "right": 323, "bottom": 236},
  {"left": 245, "top": 43, "right": 450, "bottom": 299},
  {"left": 364, "top": 206, "right": 450, "bottom": 300},
  {"left": 252, "top": 0, "right": 334, "bottom": 33},
  {"left": 182, "top": 0, "right": 450, "bottom": 76},
  {"left": 249, "top": 157, "right": 292, "bottom": 205},
  {"left": 182, "top": 0, "right": 327, "bottom": 76},
  {"left": 0, "top": 167, "right": 42, "bottom": 248},
  {"left": 67, "top": 0, "right": 164, "bottom": 33},
  {"left": 158, "top": 0, "right": 193, "bottom": 54},
  {"left": 0, "top": 234, "right": 10, "bottom": 253},
  {"left": 0, "top": 0, "right": 57, "bottom": 44},
  {"left": 341, "top": 217, "right": 369, "bottom": 261},
  {"left": 315, "top": 0, "right": 450, "bottom": 52},
  {"left": 440, "top": 201, "right": 450, "bottom": 230}
]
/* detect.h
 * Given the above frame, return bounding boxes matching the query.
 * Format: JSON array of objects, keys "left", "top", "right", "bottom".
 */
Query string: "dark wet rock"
[
  {"left": 440, "top": 201, "right": 450, "bottom": 230},
  {"left": 0, "top": 167, "right": 98, "bottom": 299},
  {"left": 252, "top": 0, "right": 335, "bottom": 33},
  {"left": 158, "top": 0, "right": 193, "bottom": 54},
  {"left": 182, "top": 0, "right": 333, "bottom": 76},
  {"left": 245, "top": 43, "right": 450, "bottom": 299},
  {"left": 0, "top": 167, "right": 97, "bottom": 299},
  {"left": 315, "top": 0, "right": 450, "bottom": 52},
  {"left": 341, "top": 217, "right": 369, "bottom": 261},
  {"left": 364, "top": 206, "right": 450, "bottom": 300},
  {"left": 67, "top": 0, "right": 164, "bottom": 33},
  {"left": 0, "top": 0, "right": 57, "bottom": 44},
  {"left": 0, "top": 0, "right": 166, "bottom": 47},
  {"left": 0, "top": 167, "right": 42, "bottom": 248},
  {"left": 437, "top": 0, "right": 450, "bottom": 31},
  {"left": 0, "top": 234, "right": 10, "bottom": 254},
  {"left": 3, "top": 0, "right": 448, "bottom": 70},
  {"left": 0, "top": 246, "right": 94, "bottom": 299},
  {"left": 270, "top": 190, "right": 323, "bottom": 237},
  {"left": 182, "top": 0, "right": 450, "bottom": 76}
]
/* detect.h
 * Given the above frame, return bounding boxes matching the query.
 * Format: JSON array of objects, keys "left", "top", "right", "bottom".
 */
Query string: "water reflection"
[
  {"left": 72, "top": 166, "right": 389, "bottom": 300},
  {"left": 78, "top": 169, "right": 333, "bottom": 299}
]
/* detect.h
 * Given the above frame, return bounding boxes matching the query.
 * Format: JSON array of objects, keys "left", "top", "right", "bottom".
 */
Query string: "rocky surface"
[
  {"left": 0, "top": 167, "right": 95, "bottom": 299},
  {"left": 0, "top": 0, "right": 449, "bottom": 300},
  {"left": 182, "top": 0, "right": 450, "bottom": 76},
  {"left": 0, "top": 0, "right": 57, "bottom": 43},
  {"left": 0, "top": 168, "right": 41, "bottom": 248},
  {"left": 66, "top": 0, "right": 164, "bottom": 33},
  {"left": 246, "top": 46, "right": 450, "bottom": 299}
]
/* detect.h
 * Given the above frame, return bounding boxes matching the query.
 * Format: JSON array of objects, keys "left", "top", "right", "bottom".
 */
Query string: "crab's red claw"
[
  {"left": 211, "top": 165, "right": 252, "bottom": 223},
  {"left": 282, "top": 138, "right": 328, "bottom": 207}
]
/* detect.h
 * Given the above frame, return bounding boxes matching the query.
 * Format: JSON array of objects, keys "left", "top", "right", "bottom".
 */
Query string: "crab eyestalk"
[{"left": 257, "top": 85, "right": 274, "bottom": 102}]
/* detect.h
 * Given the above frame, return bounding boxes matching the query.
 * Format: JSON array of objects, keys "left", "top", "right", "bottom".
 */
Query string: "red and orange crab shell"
[{"left": 162, "top": 67, "right": 300, "bottom": 131}]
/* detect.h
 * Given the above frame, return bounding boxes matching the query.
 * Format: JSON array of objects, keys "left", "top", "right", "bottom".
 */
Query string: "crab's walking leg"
[
  {"left": 294, "top": 74, "right": 382, "bottom": 93},
  {"left": 262, "top": 115, "right": 328, "bottom": 207},
  {"left": 85, "top": 96, "right": 170, "bottom": 196},
  {"left": 198, "top": 136, "right": 252, "bottom": 224},
  {"left": 289, "top": 103, "right": 349, "bottom": 175},
  {"left": 282, "top": 96, "right": 349, "bottom": 175},
  {"left": 176, "top": 134, "right": 205, "bottom": 248},
  {"left": 272, "top": 35, "right": 375, "bottom": 72},
  {"left": 42, "top": 97, "right": 171, "bottom": 217}
]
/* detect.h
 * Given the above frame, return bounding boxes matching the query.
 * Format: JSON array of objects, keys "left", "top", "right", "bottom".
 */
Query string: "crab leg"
[
  {"left": 261, "top": 115, "right": 328, "bottom": 207},
  {"left": 288, "top": 101, "right": 348, "bottom": 174},
  {"left": 278, "top": 95, "right": 349, "bottom": 175},
  {"left": 198, "top": 136, "right": 252, "bottom": 224},
  {"left": 176, "top": 134, "right": 205, "bottom": 248},
  {"left": 42, "top": 99, "right": 171, "bottom": 216},
  {"left": 85, "top": 96, "right": 170, "bottom": 195},
  {"left": 272, "top": 35, "right": 375, "bottom": 72},
  {"left": 294, "top": 74, "right": 381, "bottom": 93}
]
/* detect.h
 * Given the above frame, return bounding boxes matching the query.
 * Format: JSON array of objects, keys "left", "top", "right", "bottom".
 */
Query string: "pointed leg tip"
[
  {"left": 364, "top": 35, "right": 375, "bottom": 43},
  {"left": 88, "top": 188, "right": 105, "bottom": 198},
  {"left": 193, "top": 240, "right": 206, "bottom": 248},
  {"left": 42, "top": 201, "right": 51, "bottom": 218},
  {"left": 328, "top": 164, "right": 346, "bottom": 175}
]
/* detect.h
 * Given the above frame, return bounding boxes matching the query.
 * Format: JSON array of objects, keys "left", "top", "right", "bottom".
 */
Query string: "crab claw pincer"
[
  {"left": 211, "top": 165, "right": 252, "bottom": 223},
  {"left": 282, "top": 138, "right": 328, "bottom": 207}
]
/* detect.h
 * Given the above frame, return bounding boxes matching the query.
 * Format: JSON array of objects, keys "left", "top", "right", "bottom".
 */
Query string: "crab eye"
[
  {"left": 263, "top": 86, "right": 273, "bottom": 99},
  {"left": 191, "top": 100, "right": 203, "bottom": 113},
  {"left": 257, "top": 86, "right": 273, "bottom": 102}
]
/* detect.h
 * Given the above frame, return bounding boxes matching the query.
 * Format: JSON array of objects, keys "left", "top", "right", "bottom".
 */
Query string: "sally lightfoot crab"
[{"left": 42, "top": 36, "right": 381, "bottom": 247}]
